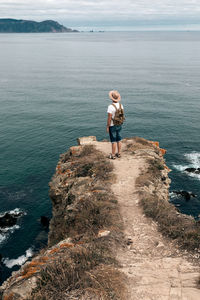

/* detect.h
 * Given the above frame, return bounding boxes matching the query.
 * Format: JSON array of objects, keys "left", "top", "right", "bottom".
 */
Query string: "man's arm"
[{"left": 106, "top": 113, "right": 112, "bottom": 132}]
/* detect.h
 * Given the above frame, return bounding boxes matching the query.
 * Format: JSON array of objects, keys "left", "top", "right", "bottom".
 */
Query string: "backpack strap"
[
  {"left": 112, "top": 103, "right": 123, "bottom": 110},
  {"left": 111, "top": 103, "right": 117, "bottom": 121},
  {"left": 112, "top": 103, "right": 117, "bottom": 111}
]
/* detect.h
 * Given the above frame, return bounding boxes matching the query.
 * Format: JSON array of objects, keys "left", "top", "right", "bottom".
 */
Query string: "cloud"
[{"left": 0, "top": 0, "right": 200, "bottom": 28}]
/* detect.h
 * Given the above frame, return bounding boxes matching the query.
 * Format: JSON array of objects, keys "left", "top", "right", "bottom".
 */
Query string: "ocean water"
[{"left": 0, "top": 31, "right": 200, "bottom": 283}]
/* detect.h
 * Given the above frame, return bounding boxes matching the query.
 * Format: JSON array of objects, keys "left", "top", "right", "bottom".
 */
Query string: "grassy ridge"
[
  {"left": 127, "top": 137, "right": 200, "bottom": 251},
  {"left": 28, "top": 145, "right": 126, "bottom": 300}
]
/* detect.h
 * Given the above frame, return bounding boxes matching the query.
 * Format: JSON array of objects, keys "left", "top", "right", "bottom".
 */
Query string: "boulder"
[
  {"left": 0, "top": 213, "right": 18, "bottom": 228},
  {"left": 40, "top": 216, "right": 50, "bottom": 228},
  {"left": 172, "top": 191, "right": 196, "bottom": 201},
  {"left": 69, "top": 146, "right": 82, "bottom": 157},
  {"left": 185, "top": 168, "right": 200, "bottom": 174},
  {"left": 0, "top": 210, "right": 24, "bottom": 228},
  {"left": 77, "top": 136, "right": 97, "bottom": 145}
]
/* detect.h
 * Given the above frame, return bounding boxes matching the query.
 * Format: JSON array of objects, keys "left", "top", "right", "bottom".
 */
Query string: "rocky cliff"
[
  {"left": 0, "top": 19, "right": 78, "bottom": 33},
  {"left": 1, "top": 137, "right": 200, "bottom": 300}
]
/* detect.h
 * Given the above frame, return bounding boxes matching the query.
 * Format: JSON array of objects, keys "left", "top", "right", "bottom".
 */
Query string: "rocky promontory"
[
  {"left": 0, "top": 19, "right": 78, "bottom": 33},
  {"left": 1, "top": 137, "right": 200, "bottom": 300}
]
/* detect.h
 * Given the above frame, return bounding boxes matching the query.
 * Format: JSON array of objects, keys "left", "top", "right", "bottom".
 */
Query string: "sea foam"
[
  {"left": 3, "top": 248, "right": 33, "bottom": 268},
  {"left": 173, "top": 152, "right": 200, "bottom": 180},
  {"left": 0, "top": 208, "right": 25, "bottom": 245},
  {"left": 0, "top": 207, "right": 26, "bottom": 218}
]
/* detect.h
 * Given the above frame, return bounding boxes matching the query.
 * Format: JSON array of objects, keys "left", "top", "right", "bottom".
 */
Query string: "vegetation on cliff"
[
  {"left": 2, "top": 137, "right": 200, "bottom": 299},
  {"left": 127, "top": 137, "right": 200, "bottom": 251},
  {"left": 0, "top": 19, "right": 78, "bottom": 33},
  {"left": 28, "top": 144, "right": 126, "bottom": 299}
]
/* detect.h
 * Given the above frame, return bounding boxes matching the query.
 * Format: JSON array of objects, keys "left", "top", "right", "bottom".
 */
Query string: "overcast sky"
[{"left": 1, "top": 0, "right": 200, "bottom": 30}]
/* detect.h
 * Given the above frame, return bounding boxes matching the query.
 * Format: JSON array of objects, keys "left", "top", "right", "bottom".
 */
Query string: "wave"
[
  {"left": 169, "top": 192, "right": 177, "bottom": 199},
  {"left": 0, "top": 208, "right": 26, "bottom": 246},
  {"left": 0, "top": 224, "right": 20, "bottom": 234},
  {"left": 172, "top": 152, "right": 200, "bottom": 181},
  {"left": 185, "top": 152, "right": 200, "bottom": 166},
  {"left": 0, "top": 207, "right": 26, "bottom": 218},
  {"left": 0, "top": 233, "right": 7, "bottom": 244},
  {"left": 0, "top": 224, "right": 20, "bottom": 246},
  {"left": 3, "top": 247, "right": 33, "bottom": 268}
]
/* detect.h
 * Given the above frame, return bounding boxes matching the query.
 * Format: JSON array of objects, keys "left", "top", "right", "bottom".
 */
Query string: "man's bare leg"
[
  {"left": 117, "top": 141, "right": 122, "bottom": 155},
  {"left": 112, "top": 143, "right": 117, "bottom": 156}
]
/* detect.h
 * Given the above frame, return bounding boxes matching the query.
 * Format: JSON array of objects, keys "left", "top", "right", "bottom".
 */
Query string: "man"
[{"left": 106, "top": 90, "right": 124, "bottom": 159}]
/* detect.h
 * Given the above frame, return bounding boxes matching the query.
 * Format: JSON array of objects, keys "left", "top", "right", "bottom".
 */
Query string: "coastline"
[{"left": 1, "top": 136, "right": 200, "bottom": 299}]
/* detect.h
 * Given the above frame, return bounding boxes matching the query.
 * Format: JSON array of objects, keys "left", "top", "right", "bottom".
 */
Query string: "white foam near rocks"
[
  {"left": 187, "top": 172, "right": 200, "bottom": 180},
  {"left": 0, "top": 225, "right": 20, "bottom": 246},
  {"left": 1, "top": 224, "right": 20, "bottom": 234},
  {"left": 169, "top": 192, "right": 177, "bottom": 199},
  {"left": 0, "top": 208, "right": 26, "bottom": 246},
  {"left": 185, "top": 152, "right": 200, "bottom": 167},
  {"left": 173, "top": 152, "right": 200, "bottom": 181},
  {"left": 3, "top": 248, "right": 33, "bottom": 268},
  {"left": 173, "top": 164, "right": 188, "bottom": 172},
  {"left": 0, "top": 208, "right": 26, "bottom": 218},
  {"left": 0, "top": 233, "right": 7, "bottom": 244}
]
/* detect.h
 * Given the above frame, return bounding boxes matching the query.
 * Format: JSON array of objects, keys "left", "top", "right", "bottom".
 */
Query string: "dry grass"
[
  {"left": 139, "top": 195, "right": 200, "bottom": 249},
  {"left": 27, "top": 145, "right": 126, "bottom": 300},
  {"left": 48, "top": 192, "right": 119, "bottom": 246},
  {"left": 125, "top": 136, "right": 156, "bottom": 153},
  {"left": 136, "top": 158, "right": 164, "bottom": 188},
  {"left": 49, "top": 145, "right": 118, "bottom": 246},
  {"left": 76, "top": 160, "right": 114, "bottom": 181},
  {"left": 137, "top": 153, "right": 200, "bottom": 251},
  {"left": 64, "top": 196, "right": 120, "bottom": 237},
  {"left": 29, "top": 241, "right": 126, "bottom": 300}
]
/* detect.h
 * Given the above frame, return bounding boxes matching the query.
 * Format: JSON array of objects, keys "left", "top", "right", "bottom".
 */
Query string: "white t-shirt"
[{"left": 107, "top": 102, "right": 124, "bottom": 126}]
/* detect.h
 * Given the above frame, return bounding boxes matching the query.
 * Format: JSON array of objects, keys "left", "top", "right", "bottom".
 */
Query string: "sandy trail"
[{"left": 94, "top": 141, "right": 200, "bottom": 300}]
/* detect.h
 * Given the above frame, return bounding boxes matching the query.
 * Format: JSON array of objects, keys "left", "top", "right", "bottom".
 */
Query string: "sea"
[{"left": 0, "top": 31, "right": 200, "bottom": 284}]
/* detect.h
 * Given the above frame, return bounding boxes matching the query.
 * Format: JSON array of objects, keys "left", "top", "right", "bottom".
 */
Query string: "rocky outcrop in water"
[
  {"left": 0, "top": 210, "right": 24, "bottom": 229},
  {"left": 40, "top": 216, "right": 50, "bottom": 228},
  {"left": 185, "top": 167, "right": 200, "bottom": 174},
  {"left": 172, "top": 190, "right": 196, "bottom": 201}
]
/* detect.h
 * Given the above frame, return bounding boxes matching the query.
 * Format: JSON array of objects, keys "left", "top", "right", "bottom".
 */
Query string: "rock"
[
  {"left": 156, "top": 241, "right": 164, "bottom": 248},
  {"left": 126, "top": 237, "right": 133, "bottom": 246},
  {"left": 77, "top": 136, "right": 96, "bottom": 145},
  {"left": 40, "top": 216, "right": 50, "bottom": 228},
  {"left": 172, "top": 191, "right": 196, "bottom": 201},
  {"left": 69, "top": 146, "right": 82, "bottom": 156},
  {"left": 185, "top": 167, "right": 200, "bottom": 174},
  {"left": 149, "top": 141, "right": 160, "bottom": 148},
  {"left": 0, "top": 213, "right": 18, "bottom": 228},
  {"left": 159, "top": 148, "right": 167, "bottom": 156},
  {"left": 0, "top": 210, "right": 24, "bottom": 228},
  {"left": 98, "top": 230, "right": 110, "bottom": 238}
]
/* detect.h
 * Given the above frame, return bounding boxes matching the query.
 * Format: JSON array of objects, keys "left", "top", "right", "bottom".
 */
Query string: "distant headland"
[{"left": 0, "top": 18, "right": 78, "bottom": 33}]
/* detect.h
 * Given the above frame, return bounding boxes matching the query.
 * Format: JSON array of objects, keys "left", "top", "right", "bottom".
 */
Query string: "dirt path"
[{"left": 94, "top": 140, "right": 200, "bottom": 300}]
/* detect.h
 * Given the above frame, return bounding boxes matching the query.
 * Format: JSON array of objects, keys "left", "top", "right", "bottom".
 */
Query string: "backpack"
[{"left": 112, "top": 103, "right": 125, "bottom": 126}]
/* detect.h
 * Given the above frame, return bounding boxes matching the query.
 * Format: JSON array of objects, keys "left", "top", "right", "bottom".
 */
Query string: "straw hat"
[{"left": 109, "top": 90, "right": 121, "bottom": 102}]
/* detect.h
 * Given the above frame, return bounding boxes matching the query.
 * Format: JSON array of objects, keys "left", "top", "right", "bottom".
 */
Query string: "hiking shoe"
[
  {"left": 109, "top": 154, "right": 116, "bottom": 159},
  {"left": 116, "top": 153, "right": 121, "bottom": 158}
]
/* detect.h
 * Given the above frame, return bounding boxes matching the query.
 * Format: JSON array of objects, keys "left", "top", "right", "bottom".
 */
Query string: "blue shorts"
[{"left": 109, "top": 125, "right": 122, "bottom": 143}]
